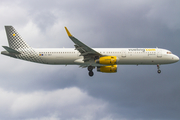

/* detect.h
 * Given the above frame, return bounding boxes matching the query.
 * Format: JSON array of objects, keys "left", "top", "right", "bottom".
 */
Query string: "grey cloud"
[{"left": 0, "top": 0, "right": 180, "bottom": 120}]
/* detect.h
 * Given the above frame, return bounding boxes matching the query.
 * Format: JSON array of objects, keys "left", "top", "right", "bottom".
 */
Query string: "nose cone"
[{"left": 173, "top": 55, "right": 179, "bottom": 62}]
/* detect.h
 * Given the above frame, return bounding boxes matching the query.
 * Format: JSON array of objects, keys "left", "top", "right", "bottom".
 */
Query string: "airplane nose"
[
  {"left": 174, "top": 55, "right": 179, "bottom": 62},
  {"left": 177, "top": 56, "right": 179, "bottom": 61}
]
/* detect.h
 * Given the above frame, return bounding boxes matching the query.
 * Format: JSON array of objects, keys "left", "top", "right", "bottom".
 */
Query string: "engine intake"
[
  {"left": 97, "top": 65, "right": 117, "bottom": 73},
  {"left": 95, "top": 56, "right": 118, "bottom": 65}
]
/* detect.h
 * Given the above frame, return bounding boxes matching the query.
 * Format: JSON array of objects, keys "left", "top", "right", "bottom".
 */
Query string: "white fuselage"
[{"left": 34, "top": 48, "right": 179, "bottom": 66}]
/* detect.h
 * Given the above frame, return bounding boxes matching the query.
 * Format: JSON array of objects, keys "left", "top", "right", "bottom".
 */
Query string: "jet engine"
[
  {"left": 95, "top": 56, "right": 118, "bottom": 65},
  {"left": 97, "top": 65, "right": 117, "bottom": 73}
]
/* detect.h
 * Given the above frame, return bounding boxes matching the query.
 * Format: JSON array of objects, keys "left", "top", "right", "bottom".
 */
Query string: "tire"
[
  {"left": 88, "top": 66, "right": 93, "bottom": 71},
  {"left": 157, "top": 70, "right": 161, "bottom": 74},
  {"left": 89, "top": 71, "right": 94, "bottom": 77}
]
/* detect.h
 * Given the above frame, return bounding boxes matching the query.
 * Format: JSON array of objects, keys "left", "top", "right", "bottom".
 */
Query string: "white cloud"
[
  {"left": 0, "top": 87, "right": 111, "bottom": 120},
  {"left": 0, "top": 1, "right": 29, "bottom": 27}
]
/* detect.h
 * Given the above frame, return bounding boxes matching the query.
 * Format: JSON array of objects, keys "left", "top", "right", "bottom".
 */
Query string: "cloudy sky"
[{"left": 0, "top": 0, "right": 180, "bottom": 120}]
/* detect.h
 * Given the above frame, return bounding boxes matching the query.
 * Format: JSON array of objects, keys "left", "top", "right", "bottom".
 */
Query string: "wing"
[{"left": 65, "top": 27, "right": 102, "bottom": 62}]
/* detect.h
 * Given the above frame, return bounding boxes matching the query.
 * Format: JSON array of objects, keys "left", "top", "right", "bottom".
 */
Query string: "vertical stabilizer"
[
  {"left": 5, "top": 26, "right": 30, "bottom": 49},
  {"left": 3, "top": 26, "right": 44, "bottom": 64}
]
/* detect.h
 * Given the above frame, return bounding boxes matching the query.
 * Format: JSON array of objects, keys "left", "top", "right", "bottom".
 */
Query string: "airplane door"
[
  {"left": 121, "top": 50, "right": 126, "bottom": 57},
  {"left": 157, "top": 49, "right": 162, "bottom": 57}
]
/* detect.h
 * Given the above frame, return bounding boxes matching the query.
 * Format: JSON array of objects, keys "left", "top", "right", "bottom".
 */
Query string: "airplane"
[{"left": 1, "top": 26, "right": 179, "bottom": 77}]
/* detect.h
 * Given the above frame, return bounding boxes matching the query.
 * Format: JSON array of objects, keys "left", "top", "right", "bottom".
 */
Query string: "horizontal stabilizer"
[{"left": 2, "top": 46, "right": 21, "bottom": 54}]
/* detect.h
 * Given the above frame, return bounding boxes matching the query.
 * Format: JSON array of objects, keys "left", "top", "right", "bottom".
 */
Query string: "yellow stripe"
[{"left": 65, "top": 27, "right": 72, "bottom": 37}]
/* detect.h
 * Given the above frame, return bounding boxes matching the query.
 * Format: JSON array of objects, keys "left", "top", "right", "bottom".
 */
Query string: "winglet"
[{"left": 65, "top": 27, "right": 72, "bottom": 37}]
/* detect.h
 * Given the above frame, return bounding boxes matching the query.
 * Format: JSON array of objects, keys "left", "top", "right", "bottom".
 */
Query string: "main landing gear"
[
  {"left": 88, "top": 66, "right": 94, "bottom": 77},
  {"left": 157, "top": 64, "right": 161, "bottom": 74}
]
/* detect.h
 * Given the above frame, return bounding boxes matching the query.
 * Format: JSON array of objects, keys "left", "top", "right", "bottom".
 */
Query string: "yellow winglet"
[{"left": 65, "top": 27, "right": 72, "bottom": 37}]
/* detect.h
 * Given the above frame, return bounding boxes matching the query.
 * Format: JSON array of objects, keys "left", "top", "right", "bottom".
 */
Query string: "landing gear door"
[{"left": 157, "top": 49, "right": 162, "bottom": 57}]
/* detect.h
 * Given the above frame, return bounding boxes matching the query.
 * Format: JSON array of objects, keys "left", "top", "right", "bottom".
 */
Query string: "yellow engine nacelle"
[
  {"left": 95, "top": 56, "right": 118, "bottom": 65},
  {"left": 97, "top": 65, "right": 117, "bottom": 73}
]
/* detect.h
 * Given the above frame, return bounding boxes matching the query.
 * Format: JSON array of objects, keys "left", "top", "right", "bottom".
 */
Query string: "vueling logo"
[
  {"left": 145, "top": 49, "right": 156, "bottom": 51},
  {"left": 128, "top": 48, "right": 145, "bottom": 52},
  {"left": 128, "top": 48, "right": 156, "bottom": 52}
]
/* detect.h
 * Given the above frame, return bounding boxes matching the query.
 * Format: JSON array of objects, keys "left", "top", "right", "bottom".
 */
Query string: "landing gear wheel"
[
  {"left": 157, "top": 70, "right": 161, "bottom": 74},
  {"left": 88, "top": 66, "right": 93, "bottom": 71},
  {"left": 157, "top": 64, "right": 161, "bottom": 74},
  {"left": 89, "top": 71, "right": 94, "bottom": 77}
]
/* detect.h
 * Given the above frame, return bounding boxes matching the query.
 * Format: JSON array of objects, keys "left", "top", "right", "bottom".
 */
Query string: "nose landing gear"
[
  {"left": 88, "top": 66, "right": 94, "bottom": 77},
  {"left": 157, "top": 64, "right": 161, "bottom": 74}
]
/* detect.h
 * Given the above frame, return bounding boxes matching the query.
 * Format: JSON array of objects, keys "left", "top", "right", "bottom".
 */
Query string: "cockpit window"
[{"left": 167, "top": 51, "right": 172, "bottom": 54}]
